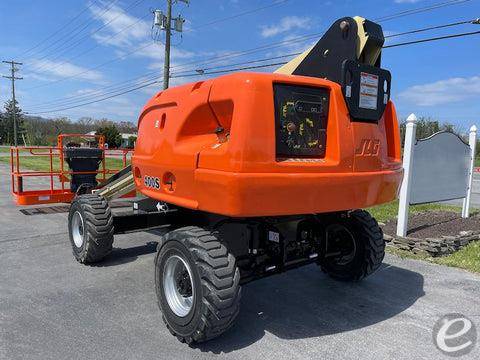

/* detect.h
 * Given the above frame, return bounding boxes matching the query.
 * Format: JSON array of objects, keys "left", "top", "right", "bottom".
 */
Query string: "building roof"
[{"left": 120, "top": 133, "right": 137, "bottom": 139}]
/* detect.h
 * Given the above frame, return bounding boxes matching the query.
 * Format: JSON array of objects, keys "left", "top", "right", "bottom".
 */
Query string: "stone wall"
[{"left": 383, "top": 231, "right": 480, "bottom": 257}]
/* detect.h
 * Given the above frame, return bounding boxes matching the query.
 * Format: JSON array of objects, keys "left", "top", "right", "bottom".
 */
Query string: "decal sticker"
[
  {"left": 359, "top": 72, "right": 378, "bottom": 110},
  {"left": 268, "top": 231, "right": 280, "bottom": 243},
  {"left": 144, "top": 175, "right": 160, "bottom": 189}
]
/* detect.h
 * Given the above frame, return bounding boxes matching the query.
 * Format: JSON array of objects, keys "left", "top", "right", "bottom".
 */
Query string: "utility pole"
[
  {"left": 2, "top": 60, "right": 23, "bottom": 146},
  {"left": 163, "top": 0, "right": 173, "bottom": 90},
  {"left": 153, "top": 0, "right": 188, "bottom": 90}
]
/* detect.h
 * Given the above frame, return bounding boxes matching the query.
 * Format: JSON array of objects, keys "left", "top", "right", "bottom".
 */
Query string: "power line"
[
  {"left": 16, "top": 2, "right": 98, "bottom": 58},
  {"left": 20, "top": 0, "right": 289, "bottom": 82},
  {"left": 28, "top": 14, "right": 480, "bottom": 108},
  {"left": 172, "top": 18, "right": 480, "bottom": 76},
  {"left": 28, "top": 80, "right": 159, "bottom": 114},
  {"left": 34, "top": 78, "right": 161, "bottom": 111},
  {"left": 26, "top": 27, "right": 480, "bottom": 115},
  {"left": 191, "top": 0, "right": 290, "bottom": 30},
  {"left": 26, "top": 70, "right": 161, "bottom": 108},
  {"left": 172, "top": 61, "right": 286, "bottom": 78},
  {"left": 190, "top": 29, "right": 480, "bottom": 73},
  {"left": 172, "top": 52, "right": 301, "bottom": 76},
  {"left": 31, "top": 0, "right": 147, "bottom": 73},
  {"left": 26, "top": 0, "right": 120, "bottom": 62},
  {"left": 26, "top": 54, "right": 299, "bottom": 110},
  {"left": 23, "top": 0, "right": 477, "bottom": 112},
  {"left": 21, "top": 23, "right": 472, "bottom": 108},
  {"left": 374, "top": 0, "right": 471, "bottom": 22},
  {"left": 25, "top": 0, "right": 293, "bottom": 91},
  {"left": 40, "top": 13, "right": 151, "bottom": 76},
  {"left": 27, "top": 0, "right": 472, "bottom": 92},
  {"left": 31, "top": 15, "right": 480, "bottom": 109},
  {"left": 24, "top": 29, "right": 317, "bottom": 95},
  {"left": 384, "top": 29, "right": 480, "bottom": 48},
  {"left": 174, "top": 34, "right": 320, "bottom": 70},
  {"left": 385, "top": 18, "right": 479, "bottom": 38},
  {"left": 184, "top": 29, "right": 480, "bottom": 74},
  {"left": 25, "top": 42, "right": 153, "bottom": 91}
]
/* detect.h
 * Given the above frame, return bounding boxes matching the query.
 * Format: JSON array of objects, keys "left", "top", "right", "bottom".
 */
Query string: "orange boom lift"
[{"left": 65, "top": 17, "right": 402, "bottom": 343}]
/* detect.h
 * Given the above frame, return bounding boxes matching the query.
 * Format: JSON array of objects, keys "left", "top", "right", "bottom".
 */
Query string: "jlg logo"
[
  {"left": 144, "top": 175, "right": 160, "bottom": 189},
  {"left": 355, "top": 139, "right": 380, "bottom": 156}
]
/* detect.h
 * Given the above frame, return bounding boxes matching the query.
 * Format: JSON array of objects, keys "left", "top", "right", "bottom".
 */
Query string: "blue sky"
[{"left": 0, "top": 0, "right": 479, "bottom": 130}]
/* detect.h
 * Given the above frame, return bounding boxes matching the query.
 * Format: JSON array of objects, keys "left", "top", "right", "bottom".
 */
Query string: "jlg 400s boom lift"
[{"left": 68, "top": 17, "right": 402, "bottom": 343}]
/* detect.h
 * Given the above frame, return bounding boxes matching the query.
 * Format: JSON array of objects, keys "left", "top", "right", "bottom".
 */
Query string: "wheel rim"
[
  {"left": 71, "top": 211, "right": 85, "bottom": 248},
  {"left": 163, "top": 254, "right": 194, "bottom": 317},
  {"left": 325, "top": 223, "right": 357, "bottom": 265}
]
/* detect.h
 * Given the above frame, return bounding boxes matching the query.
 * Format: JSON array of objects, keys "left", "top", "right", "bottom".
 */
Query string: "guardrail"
[{"left": 10, "top": 134, "right": 133, "bottom": 205}]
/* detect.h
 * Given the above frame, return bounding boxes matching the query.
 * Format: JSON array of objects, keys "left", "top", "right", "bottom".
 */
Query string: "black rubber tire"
[
  {"left": 320, "top": 209, "right": 385, "bottom": 281},
  {"left": 155, "top": 226, "right": 241, "bottom": 344},
  {"left": 68, "top": 194, "right": 114, "bottom": 264}
]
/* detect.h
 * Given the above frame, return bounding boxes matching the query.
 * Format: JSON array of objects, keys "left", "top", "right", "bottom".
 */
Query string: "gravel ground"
[{"left": 383, "top": 211, "right": 480, "bottom": 238}]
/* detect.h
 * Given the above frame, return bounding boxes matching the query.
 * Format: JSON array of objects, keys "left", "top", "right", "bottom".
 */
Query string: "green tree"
[
  {"left": 399, "top": 117, "right": 460, "bottom": 146},
  {"left": 0, "top": 112, "right": 5, "bottom": 144},
  {"left": 0, "top": 99, "right": 25, "bottom": 145},
  {"left": 96, "top": 124, "right": 122, "bottom": 148}
]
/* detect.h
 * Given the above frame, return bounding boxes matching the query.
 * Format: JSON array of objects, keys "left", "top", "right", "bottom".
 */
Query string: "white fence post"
[
  {"left": 397, "top": 113, "right": 417, "bottom": 237},
  {"left": 462, "top": 125, "right": 477, "bottom": 218}
]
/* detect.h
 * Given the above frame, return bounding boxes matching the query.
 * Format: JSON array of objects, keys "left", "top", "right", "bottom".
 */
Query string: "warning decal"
[{"left": 359, "top": 72, "right": 378, "bottom": 110}]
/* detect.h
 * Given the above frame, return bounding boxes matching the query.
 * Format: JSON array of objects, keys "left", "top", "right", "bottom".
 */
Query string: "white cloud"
[
  {"left": 24, "top": 72, "right": 54, "bottom": 83},
  {"left": 260, "top": 16, "right": 311, "bottom": 38},
  {"left": 88, "top": 2, "right": 198, "bottom": 71},
  {"left": 29, "top": 59, "right": 103, "bottom": 81},
  {"left": 74, "top": 88, "right": 99, "bottom": 96},
  {"left": 262, "top": 33, "right": 317, "bottom": 60},
  {"left": 398, "top": 76, "right": 480, "bottom": 106},
  {"left": 89, "top": 1, "right": 150, "bottom": 47},
  {"left": 280, "top": 33, "right": 316, "bottom": 54}
]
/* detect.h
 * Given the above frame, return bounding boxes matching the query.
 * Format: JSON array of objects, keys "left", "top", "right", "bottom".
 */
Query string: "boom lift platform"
[
  {"left": 21, "top": 16, "right": 404, "bottom": 344},
  {"left": 10, "top": 134, "right": 133, "bottom": 205}
]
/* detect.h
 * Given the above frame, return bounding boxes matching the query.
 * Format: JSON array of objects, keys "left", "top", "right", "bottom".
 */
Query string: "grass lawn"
[
  {"left": 368, "top": 201, "right": 479, "bottom": 273},
  {"left": 0, "top": 154, "right": 127, "bottom": 173},
  {"left": 388, "top": 244, "right": 480, "bottom": 274},
  {"left": 367, "top": 200, "right": 460, "bottom": 223}
]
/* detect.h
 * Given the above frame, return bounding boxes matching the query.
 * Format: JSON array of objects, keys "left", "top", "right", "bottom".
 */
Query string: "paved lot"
[
  {"left": 0, "top": 162, "right": 479, "bottom": 360},
  {"left": 446, "top": 172, "right": 480, "bottom": 207}
]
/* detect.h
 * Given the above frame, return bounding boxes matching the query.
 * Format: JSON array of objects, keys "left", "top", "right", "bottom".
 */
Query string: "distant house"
[
  {"left": 119, "top": 133, "right": 137, "bottom": 148},
  {"left": 82, "top": 131, "right": 97, "bottom": 147}
]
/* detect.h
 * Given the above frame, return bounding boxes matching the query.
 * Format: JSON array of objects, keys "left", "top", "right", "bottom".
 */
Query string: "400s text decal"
[{"left": 144, "top": 175, "right": 160, "bottom": 189}]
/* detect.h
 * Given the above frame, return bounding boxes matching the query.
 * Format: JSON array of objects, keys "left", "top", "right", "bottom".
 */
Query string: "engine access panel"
[{"left": 273, "top": 84, "right": 329, "bottom": 159}]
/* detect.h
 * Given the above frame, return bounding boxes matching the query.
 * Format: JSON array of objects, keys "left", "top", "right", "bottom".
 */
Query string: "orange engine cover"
[{"left": 132, "top": 72, "right": 403, "bottom": 217}]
